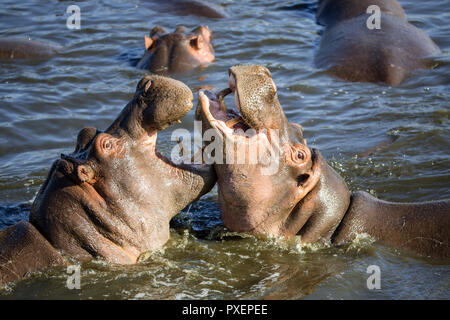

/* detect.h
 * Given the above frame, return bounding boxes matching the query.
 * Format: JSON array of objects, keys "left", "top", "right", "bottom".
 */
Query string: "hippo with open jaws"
[
  {"left": 314, "top": 0, "right": 441, "bottom": 85},
  {"left": 0, "top": 75, "right": 216, "bottom": 284},
  {"left": 196, "top": 65, "right": 449, "bottom": 259},
  {"left": 0, "top": 38, "right": 62, "bottom": 60},
  {"left": 136, "top": 25, "right": 215, "bottom": 75}
]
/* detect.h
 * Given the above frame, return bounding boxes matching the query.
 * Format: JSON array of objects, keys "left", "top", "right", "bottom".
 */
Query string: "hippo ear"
[
  {"left": 286, "top": 143, "right": 321, "bottom": 200},
  {"left": 190, "top": 35, "right": 204, "bottom": 50},
  {"left": 76, "top": 164, "right": 94, "bottom": 184},
  {"left": 94, "top": 133, "right": 123, "bottom": 159},
  {"left": 144, "top": 35, "right": 154, "bottom": 51}
]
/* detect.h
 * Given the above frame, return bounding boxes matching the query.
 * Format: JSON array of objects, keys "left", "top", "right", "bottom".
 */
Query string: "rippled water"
[{"left": 0, "top": 0, "right": 449, "bottom": 299}]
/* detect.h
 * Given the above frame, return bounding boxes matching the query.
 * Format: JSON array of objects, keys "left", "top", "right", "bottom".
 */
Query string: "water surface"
[{"left": 0, "top": 0, "right": 449, "bottom": 299}]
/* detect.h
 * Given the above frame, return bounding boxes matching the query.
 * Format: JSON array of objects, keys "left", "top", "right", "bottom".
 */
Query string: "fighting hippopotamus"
[
  {"left": 0, "top": 75, "right": 216, "bottom": 284},
  {"left": 0, "top": 38, "right": 62, "bottom": 59},
  {"left": 196, "top": 65, "right": 450, "bottom": 259},
  {"left": 144, "top": 0, "right": 228, "bottom": 19},
  {"left": 136, "top": 26, "right": 215, "bottom": 75},
  {"left": 314, "top": 0, "right": 441, "bottom": 85}
]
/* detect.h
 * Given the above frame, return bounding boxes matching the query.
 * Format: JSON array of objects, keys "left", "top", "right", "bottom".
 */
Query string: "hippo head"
[
  {"left": 30, "top": 75, "right": 216, "bottom": 264},
  {"left": 196, "top": 65, "right": 350, "bottom": 242},
  {"left": 136, "top": 25, "right": 215, "bottom": 74}
]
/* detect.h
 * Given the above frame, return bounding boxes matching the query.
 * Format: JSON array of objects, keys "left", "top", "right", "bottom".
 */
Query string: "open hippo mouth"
[{"left": 197, "top": 70, "right": 283, "bottom": 151}]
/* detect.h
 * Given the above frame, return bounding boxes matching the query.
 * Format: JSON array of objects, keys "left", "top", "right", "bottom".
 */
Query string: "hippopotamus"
[
  {"left": 0, "top": 75, "right": 216, "bottom": 284},
  {"left": 136, "top": 26, "right": 215, "bottom": 75},
  {"left": 314, "top": 0, "right": 441, "bottom": 85},
  {"left": 196, "top": 65, "right": 450, "bottom": 259},
  {"left": 0, "top": 38, "right": 62, "bottom": 59},
  {"left": 144, "top": 0, "right": 228, "bottom": 19}
]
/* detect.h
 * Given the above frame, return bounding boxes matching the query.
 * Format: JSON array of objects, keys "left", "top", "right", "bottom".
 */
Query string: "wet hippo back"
[
  {"left": 315, "top": 13, "right": 441, "bottom": 85},
  {"left": 0, "top": 38, "right": 62, "bottom": 59}
]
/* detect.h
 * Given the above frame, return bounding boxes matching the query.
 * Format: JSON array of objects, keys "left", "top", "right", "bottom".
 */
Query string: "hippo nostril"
[{"left": 297, "top": 174, "right": 309, "bottom": 187}]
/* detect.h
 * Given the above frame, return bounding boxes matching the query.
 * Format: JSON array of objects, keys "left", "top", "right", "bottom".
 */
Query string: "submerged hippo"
[
  {"left": 196, "top": 65, "right": 449, "bottom": 259},
  {"left": 314, "top": 0, "right": 441, "bottom": 85},
  {"left": 0, "top": 75, "right": 216, "bottom": 284},
  {"left": 136, "top": 26, "right": 215, "bottom": 75},
  {"left": 144, "top": 0, "right": 228, "bottom": 19},
  {"left": 0, "top": 38, "right": 62, "bottom": 60}
]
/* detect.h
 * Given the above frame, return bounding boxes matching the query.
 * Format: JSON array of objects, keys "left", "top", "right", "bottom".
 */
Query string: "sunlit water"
[{"left": 0, "top": 0, "right": 449, "bottom": 299}]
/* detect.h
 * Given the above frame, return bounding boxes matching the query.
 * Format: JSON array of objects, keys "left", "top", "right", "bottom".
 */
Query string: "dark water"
[{"left": 0, "top": 0, "right": 449, "bottom": 299}]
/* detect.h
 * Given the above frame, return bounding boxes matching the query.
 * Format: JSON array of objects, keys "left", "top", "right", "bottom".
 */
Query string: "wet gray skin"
[
  {"left": 197, "top": 65, "right": 450, "bottom": 259},
  {"left": 316, "top": 0, "right": 407, "bottom": 27},
  {"left": 0, "top": 75, "right": 217, "bottom": 284},
  {"left": 0, "top": 38, "right": 62, "bottom": 59},
  {"left": 315, "top": 0, "right": 441, "bottom": 85},
  {"left": 136, "top": 25, "right": 215, "bottom": 75}
]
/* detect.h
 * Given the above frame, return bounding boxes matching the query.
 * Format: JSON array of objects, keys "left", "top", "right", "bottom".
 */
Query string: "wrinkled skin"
[
  {"left": 0, "top": 75, "right": 216, "bottom": 284},
  {"left": 136, "top": 26, "right": 215, "bottom": 75},
  {"left": 315, "top": 0, "right": 441, "bottom": 85},
  {"left": 145, "top": 0, "right": 228, "bottom": 19},
  {"left": 0, "top": 38, "right": 62, "bottom": 59},
  {"left": 196, "top": 65, "right": 450, "bottom": 259}
]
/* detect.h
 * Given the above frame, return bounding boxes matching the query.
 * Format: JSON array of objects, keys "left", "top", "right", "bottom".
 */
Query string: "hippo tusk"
[
  {"left": 219, "top": 96, "right": 227, "bottom": 113},
  {"left": 176, "top": 119, "right": 182, "bottom": 124},
  {"left": 225, "top": 117, "right": 243, "bottom": 128}
]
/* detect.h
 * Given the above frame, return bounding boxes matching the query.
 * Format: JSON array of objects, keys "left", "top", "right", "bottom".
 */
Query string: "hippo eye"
[{"left": 104, "top": 141, "right": 112, "bottom": 150}]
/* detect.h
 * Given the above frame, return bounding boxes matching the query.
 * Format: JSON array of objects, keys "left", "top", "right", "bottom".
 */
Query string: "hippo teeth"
[
  {"left": 225, "top": 117, "right": 243, "bottom": 128},
  {"left": 216, "top": 87, "right": 232, "bottom": 99}
]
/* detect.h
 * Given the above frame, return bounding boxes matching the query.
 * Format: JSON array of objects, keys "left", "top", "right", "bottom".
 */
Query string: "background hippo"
[
  {"left": 143, "top": 0, "right": 228, "bottom": 19},
  {"left": 314, "top": 0, "right": 441, "bottom": 85},
  {"left": 0, "top": 38, "right": 61, "bottom": 59},
  {"left": 0, "top": 75, "right": 216, "bottom": 284},
  {"left": 136, "top": 25, "right": 215, "bottom": 75},
  {"left": 196, "top": 65, "right": 449, "bottom": 259}
]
